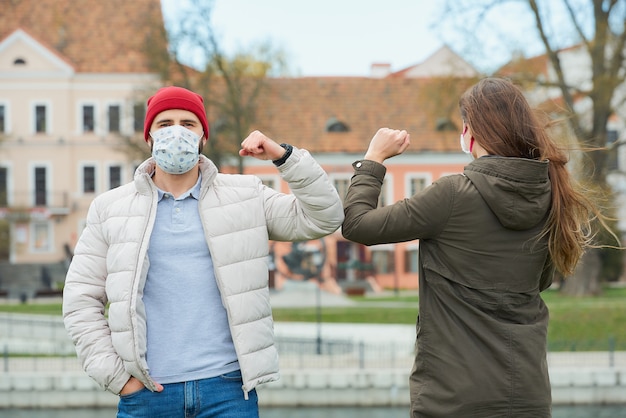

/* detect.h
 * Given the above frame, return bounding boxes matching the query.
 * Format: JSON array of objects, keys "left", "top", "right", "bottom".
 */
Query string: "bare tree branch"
[{"left": 528, "top": 0, "right": 584, "bottom": 137}]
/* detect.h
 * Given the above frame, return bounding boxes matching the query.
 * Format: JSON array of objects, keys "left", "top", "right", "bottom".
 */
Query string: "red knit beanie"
[{"left": 143, "top": 86, "right": 210, "bottom": 141}]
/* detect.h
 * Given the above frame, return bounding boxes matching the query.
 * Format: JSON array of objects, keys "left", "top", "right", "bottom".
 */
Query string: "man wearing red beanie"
[{"left": 63, "top": 85, "right": 345, "bottom": 417}]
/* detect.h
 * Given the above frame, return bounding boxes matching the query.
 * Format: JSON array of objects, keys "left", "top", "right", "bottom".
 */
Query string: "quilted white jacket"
[{"left": 62, "top": 148, "right": 343, "bottom": 396}]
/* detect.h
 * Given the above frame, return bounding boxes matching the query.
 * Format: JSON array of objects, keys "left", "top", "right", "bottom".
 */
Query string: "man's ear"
[{"left": 199, "top": 137, "right": 208, "bottom": 154}]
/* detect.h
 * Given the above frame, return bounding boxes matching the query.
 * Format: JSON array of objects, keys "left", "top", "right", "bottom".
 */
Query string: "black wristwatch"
[{"left": 272, "top": 143, "right": 293, "bottom": 167}]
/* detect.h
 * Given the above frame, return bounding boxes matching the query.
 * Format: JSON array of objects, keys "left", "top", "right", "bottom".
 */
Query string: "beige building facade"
[{"left": 0, "top": 29, "right": 157, "bottom": 265}]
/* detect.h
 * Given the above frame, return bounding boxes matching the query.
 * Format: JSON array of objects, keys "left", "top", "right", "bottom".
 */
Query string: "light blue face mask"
[{"left": 150, "top": 125, "right": 203, "bottom": 174}]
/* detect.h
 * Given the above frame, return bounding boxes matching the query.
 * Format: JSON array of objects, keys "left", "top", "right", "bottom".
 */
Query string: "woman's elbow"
[{"left": 341, "top": 219, "right": 374, "bottom": 246}]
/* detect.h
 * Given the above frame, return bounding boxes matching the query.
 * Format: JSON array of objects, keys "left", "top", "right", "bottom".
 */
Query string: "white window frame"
[
  {"left": 405, "top": 243, "right": 420, "bottom": 273},
  {"left": 106, "top": 101, "right": 123, "bottom": 134},
  {"left": 31, "top": 100, "right": 52, "bottom": 135},
  {"left": 29, "top": 161, "right": 52, "bottom": 207},
  {"left": 370, "top": 243, "right": 396, "bottom": 274},
  {"left": 79, "top": 162, "right": 98, "bottom": 195},
  {"left": 378, "top": 174, "right": 394, "bottom": 207},
  {"left": 0, "top": 161, "right": 13, "bottom": 206},
  {"left": 77, "top": 101, "right": 98, "bottom": 134},
  {"left": 30, "top": 221, "right": 53, "bottom": 253},
  {"left": 0, "top": 100, "right": 11, "bottom": 134},
  {"left": 330, "top": 173, "right": 353, "bottom": 204},
  {"left": 133, "top": 102, "right": 146, "bottom": 134},
  {"left": 105, "top": 162, "right": 124, "bottom": 190},
  {"left": 405, "top": 172, "right": 432, "bottom": 198},
  {"left": 257, "top": 174, "right": 281, "bottom": 192}
]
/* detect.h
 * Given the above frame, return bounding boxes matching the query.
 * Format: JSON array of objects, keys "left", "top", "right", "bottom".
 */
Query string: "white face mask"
[
  {"left": 460, "top": 133, "right": 472, "bottom": 154},
  {"left": 150, "top": 125, "right": 202, "bottom": 174}
]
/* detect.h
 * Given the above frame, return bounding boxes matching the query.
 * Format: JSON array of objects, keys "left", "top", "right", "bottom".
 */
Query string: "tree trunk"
[{"left": 560, "top": 249, "right": 602, "bottom": 296}]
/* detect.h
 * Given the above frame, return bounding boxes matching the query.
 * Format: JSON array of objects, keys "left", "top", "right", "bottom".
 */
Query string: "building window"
[
  {"left": 0, "top": 167, "right": 7, "bottom": 206},
  {"left": 260, "top": 177, "right": 280, "bottom": 191},
  {"left": 378, "top": 177, "right": 392, "bottom": 207},
  {"left": 13, "top": 58, "right": 26, "bottom": 65},
  {"left": 35, "top": 105, "right": 47, "bottom": 133},
  {"left": 0, "top": 219, "right": 8, "bottom": 261},
  {"left": 108, "top": 105, "right": 121, "bottom": 133},
  {"left": 82, "top": 105, "right": 95, "bottom": 132},
  {"left": 31, "top": 222, "right": 51, "bottom": 252},
  {"left": 334, "top": 174, "right": 388, "bottom": 207},
  {"left": 435, "top": 117, "right": 457, "bottom": 132},
  {"left": 371, "top": 247, "right": 395, "bottom": 274},
  {"left": 333, "top": 177, "right": 351, "bottom": 204},
  {"left": 325, "top": 117, "right": 350, "bottom": 132},
  {"left": 410, "top": 177, "right": 427, "bottom": 195},
  {"left": 407, "top": 174, "right": 431, "bottom": 198},
  {"left": 108, "top": 165, "right": 122, "bottom": 189},
  {"left": 405, "top": 246, "right": 419, "bottom": 273},
  {"left": 83, "top": 165, "right": 96, "bottom": 193},
  {"left": 34, "top": 166, "right": 47, "bottom": 206},
  {"left": 133, "top": 103, "right": 145, "bottom": 133},
  {"left": 0, "top": 104, "right": 5, "bottom": 133},
  {"left": 262, "top": 178, "right": 276, "bottom": 190}
]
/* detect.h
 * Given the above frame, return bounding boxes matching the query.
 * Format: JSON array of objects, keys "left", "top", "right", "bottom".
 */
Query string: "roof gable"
[
  {"left": 0, "top": 28, "right": 74, "bottom": 77},
  {"left": 391, "top": 45, "right": 480, "bottom": 79},
  {"left": 0, "top": 0, "right": 166, "bottom": 73}
]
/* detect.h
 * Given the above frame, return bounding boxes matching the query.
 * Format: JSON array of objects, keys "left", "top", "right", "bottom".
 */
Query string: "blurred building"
[
  {"left": 0, "top": 0, "right": 479, "bottom": 296},
  {"left": 0, "top": 0, "right": 166, "bottom": 296}
]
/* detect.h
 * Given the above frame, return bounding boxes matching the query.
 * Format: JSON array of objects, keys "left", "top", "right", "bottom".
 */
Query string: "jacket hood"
[{"left": 464, "top": 156, "right": 551, "bottom": 230}]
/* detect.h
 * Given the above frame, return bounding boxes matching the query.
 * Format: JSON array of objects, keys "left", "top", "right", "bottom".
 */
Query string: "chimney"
[{"left": 370, "top": 63, "right": 391, "bottom": 78}]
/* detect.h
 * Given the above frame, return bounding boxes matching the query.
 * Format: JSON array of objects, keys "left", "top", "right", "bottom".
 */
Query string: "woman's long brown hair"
[{"left": 459, "top": 77, "right": 611, "bottom": 275}]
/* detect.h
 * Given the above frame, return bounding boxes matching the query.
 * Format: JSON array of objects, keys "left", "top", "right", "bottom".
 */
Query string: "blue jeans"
[{"left": 117, "top": 370, "right": 259, "bottom": 418}]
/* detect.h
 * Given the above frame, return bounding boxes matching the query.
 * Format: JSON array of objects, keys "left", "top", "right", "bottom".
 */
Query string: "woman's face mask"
[
  {"left": 460, "top": 133, "right": 472, "bottom": 154},
  {"left": 150, "top": 125, "right": 203, "bottom": 174},
  {"left": 460, "top": 124, "right": 473, "bottom": 155}
]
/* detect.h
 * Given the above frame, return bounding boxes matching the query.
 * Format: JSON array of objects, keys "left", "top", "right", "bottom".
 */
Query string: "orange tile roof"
[
  {"left": 495, "top": 44, "right": 584, "bottom": 80},
  {"left": 245, "top": 77, "right": 475, "bottom": 153},
  {"left": 0, "top": 0, "right": 166, "bottom": 73}
]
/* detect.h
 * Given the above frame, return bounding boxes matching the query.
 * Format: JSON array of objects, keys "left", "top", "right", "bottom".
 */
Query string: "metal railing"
[
  {"left": 1, "top": 313, "right": 624, "bottom": 373},
  {"left": 0, "top": 191, "right": 70, "bottom": 212}
]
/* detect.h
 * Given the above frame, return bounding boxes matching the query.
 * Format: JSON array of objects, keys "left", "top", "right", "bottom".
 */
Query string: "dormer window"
[
  {"left": 326, "top": 117, "right": 350, "bottom": 133},
  {"left": 435, "top": 117, "right": 457, "bottom": 132},
  {"left": 13, "top": 58, "right": 26, "bottom": 65}
]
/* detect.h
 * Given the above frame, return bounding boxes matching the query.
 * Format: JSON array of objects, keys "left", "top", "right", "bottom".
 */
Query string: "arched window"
[
  {"left": 325, "top": 117, "right": 350, "bottom": 132},
  {"left": 435, "top": 117, "right": 457, "bottom": 132},
  {"left": 13, "top": 58, "right": 26, "bottom": 65}
]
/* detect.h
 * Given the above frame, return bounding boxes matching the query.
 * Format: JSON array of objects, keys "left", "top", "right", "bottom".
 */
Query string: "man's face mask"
[{"left": 150, "top": 125, "right": 202, "bottom": 174}]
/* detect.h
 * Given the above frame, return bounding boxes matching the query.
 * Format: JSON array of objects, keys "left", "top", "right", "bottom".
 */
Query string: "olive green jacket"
[{"left": 343, "top": 156, "right": 553, "bottom": 417}]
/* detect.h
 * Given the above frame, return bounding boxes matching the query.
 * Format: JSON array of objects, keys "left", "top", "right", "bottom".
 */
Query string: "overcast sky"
[{"left": 160, "top": 0, "right": 554, "bottom": 77}]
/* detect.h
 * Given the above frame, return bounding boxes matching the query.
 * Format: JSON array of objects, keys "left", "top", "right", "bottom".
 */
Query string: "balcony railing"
[{"left": 0, "top": 191, "right": 71, "bottom": 218}]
